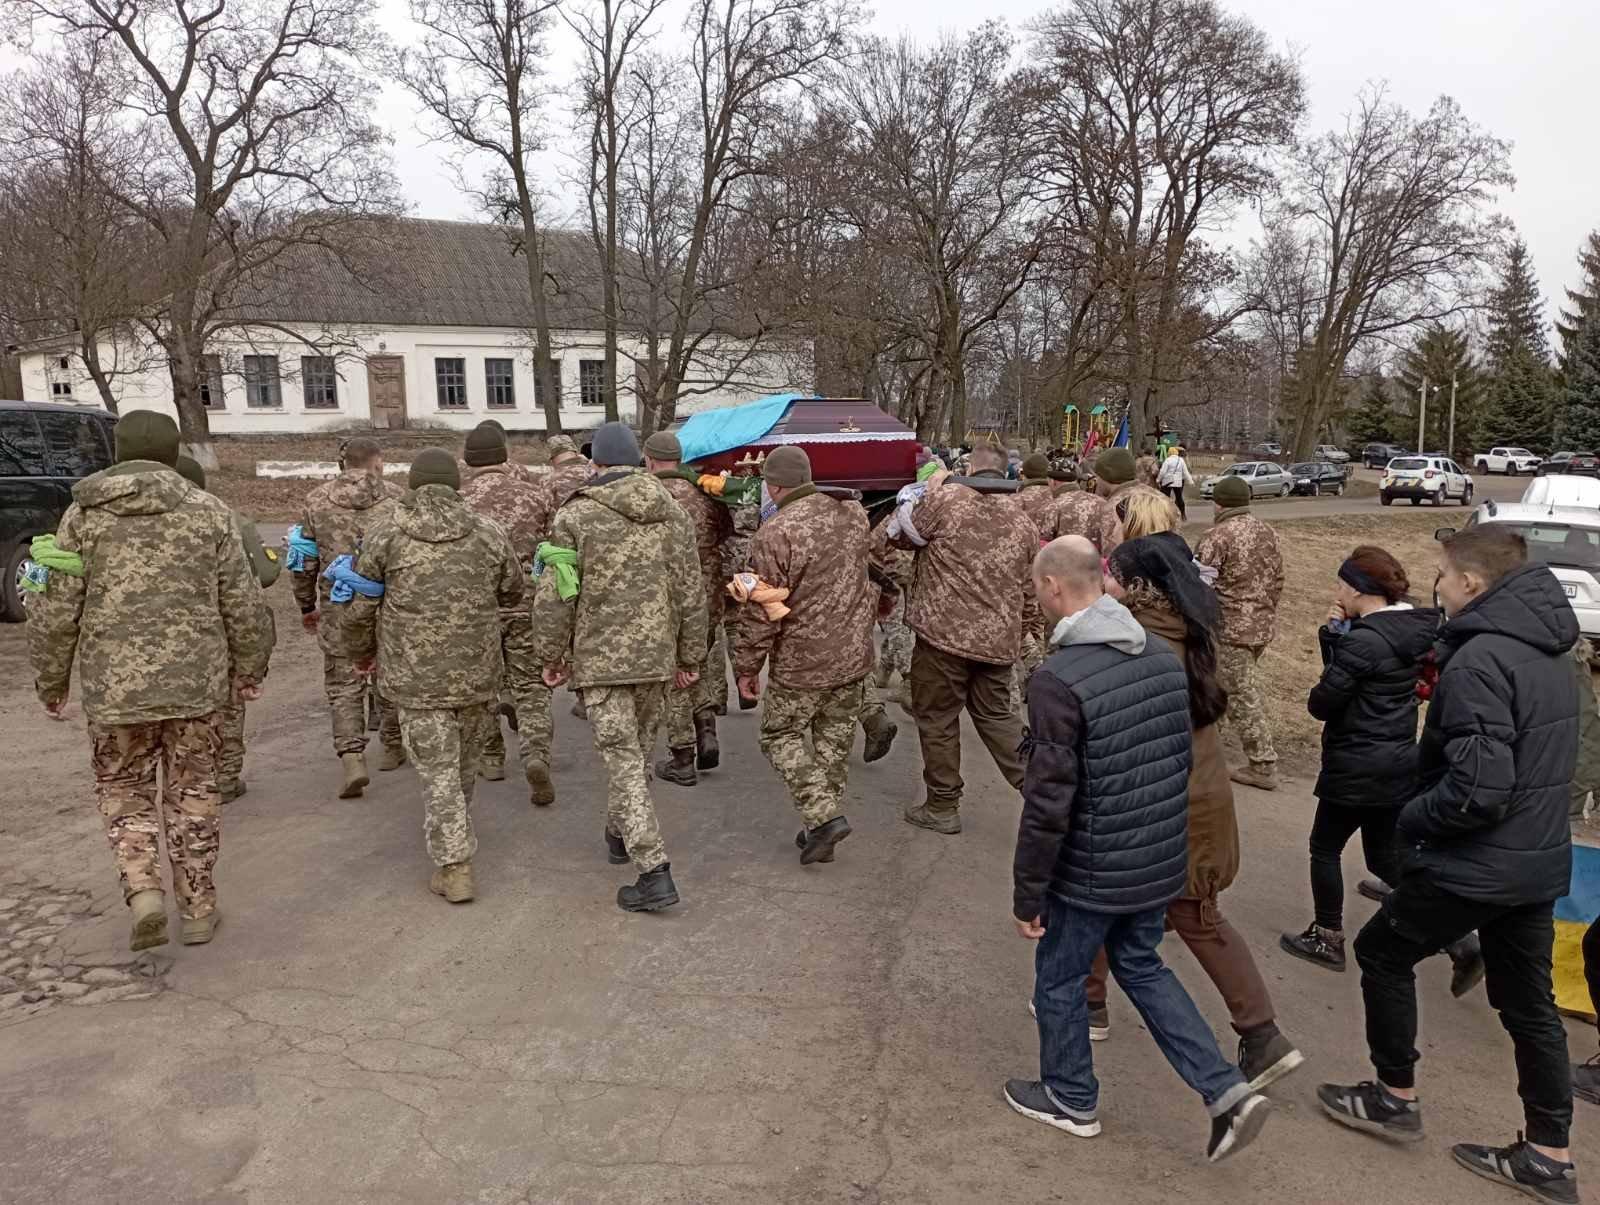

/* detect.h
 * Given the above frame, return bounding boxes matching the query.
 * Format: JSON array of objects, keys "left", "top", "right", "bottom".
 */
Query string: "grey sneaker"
[
  {"left": 1317, "top": 1081, "right": 1423, "bottom": 1143},
  {"left": 1451, "top": 1135, "right": 1579, "bottom": 1204},
  {"left": 1002, "top": 1078, "right": 1100, "bottom": 1138},
  {"left": 1238, "top": 1028, "right": 1305, "bottom": 1092}
]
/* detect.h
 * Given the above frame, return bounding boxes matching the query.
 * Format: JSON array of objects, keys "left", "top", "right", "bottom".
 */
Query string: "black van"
[{"left": 2, "top": 400, "right": 118, "bottom": 620}]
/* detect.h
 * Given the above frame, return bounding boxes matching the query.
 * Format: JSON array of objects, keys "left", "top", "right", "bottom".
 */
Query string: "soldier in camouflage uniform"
[
  {"left": 1195, "top": 474, "right": 1285, "bottom": 790},
  {"left": 879, "top": 445, "right": 1038, "bottom": 834},
  {"left": 290, "top": 437, "right": 403, "bottom": 798},
  {"left": 533, "top": 423, "right": 705, "bottom": 912},
  {"left": 341, "top": 449, "right": 525, "bottom": 904},
  {"left": 175, "top": 455, "right": 280, "bottom": 803},
  {"left": 714, "top": 484, "right": 763, "bottom": 714},
  {"left": 1009, "top": 453, "right": 1057, "bottom": 709},
  {"left": 460, "top": 422, "right": 555, "bottom": 805},
  {"left": 28, "top": 411, "right": 274, "bottom": 950},
  {"left": 535, "top": 434, "right": 595, "bottom": 722},
  {"left": 736, "top": 447, "right": 882, "bottom": 863},
  {"left": 857, "top": 541, "right": 912, "bottom": 753},
  {"left": 645, "top": 430, "right": 734, "bottom": 786}
]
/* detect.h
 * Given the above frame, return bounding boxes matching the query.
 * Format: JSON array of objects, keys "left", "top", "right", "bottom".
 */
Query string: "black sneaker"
[
  {"left": 1238, "top": 1027, "right": 1305, "bottom": 1092},
  {"left": 1207, "top": 1093, "right": 1272, "bottom": 1163},
  {"left": 1280, "top": 924, "right": 1346, "bottom": 972},
  {"left": 1001, "top": 1078, "right": 1101, "bottom": 1138},
  {"left": 1452, "top": 1134, "right": 1579, "bottom": 1204},
  {"left": 1317, "top": 1081, "right": 1423, "bottom": 1143},
  {"left": 605, "top": 831, "right": 629, "bottom": 865},
  {"left": 617, "top": 864, "right": 679, "bottom": 912},
  {"left": 1574, "top": 1053, "right": 1600, "bottom": 1106},
  {"left": 1446, "top": 933, "right": 1487, "bottom": 998},
  {"left": 796, "top": 816, "right": 851, "bottom": 865}
]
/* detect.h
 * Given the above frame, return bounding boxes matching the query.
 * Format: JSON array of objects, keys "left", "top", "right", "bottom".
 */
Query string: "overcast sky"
[{"left": 381, "top": 0, "right": 1600, "bottom": 323}]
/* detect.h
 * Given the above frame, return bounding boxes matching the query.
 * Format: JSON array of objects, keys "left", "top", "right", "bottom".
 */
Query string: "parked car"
[
  {"left": 1537, "top": 451, "right": 1600, "bottom": 477},
  {"left": 1199, "top": 461, "right": 1292, "bottom": 500},
  {"left": 1362, "top": 442, "right": 1412, "bottom": 469},
  {"left": 1249, "top": 441, "right": 1283, "bottom": 457},
  {"left": 1378, "top": 455, "right": 1474, "bottom": 507},
  {"left": 1314, "top": 444, "right": 1351, "bottom": 464},
  {"left": 1473, "top": 446, "right": 1542, "bottom": 475},
  {"left": 1288, "top": 461, "right": 1348, "bottom": 496},
  {"left": 1, "top": 400, "right": 118, "bottom": 621},
  {"left": 1522, "top": 475, "right": 1600, "bottom": 509},
  {"left": 1440, "top": 500, "right": 1600, "bottom": 644}
]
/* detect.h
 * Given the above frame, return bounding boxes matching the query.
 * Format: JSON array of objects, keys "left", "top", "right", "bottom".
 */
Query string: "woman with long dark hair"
[{"left": 1088, "top": 531, "right": 1304, "bottom": 1091}]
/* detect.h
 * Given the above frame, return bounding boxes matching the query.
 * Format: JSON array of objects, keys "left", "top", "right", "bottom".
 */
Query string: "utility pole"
[
  {"left": 1448, "top": 373, "right": 1458, "bottom": 459},
  {"left": 1418, "top": 377, "right": 1429, "bottom": 452}
]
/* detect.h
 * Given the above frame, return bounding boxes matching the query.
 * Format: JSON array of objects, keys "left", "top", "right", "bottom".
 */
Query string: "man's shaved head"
[
  {"left": 1033, "top": 535, "right": 1104, "bottom": 625},
  {"left": 969, "top": 445, "right": 1006, "bottom": 473}
]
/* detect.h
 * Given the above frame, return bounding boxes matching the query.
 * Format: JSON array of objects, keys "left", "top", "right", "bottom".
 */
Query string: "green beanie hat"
[
  {"left": 409, "top": 447, "right": 461, "bottom": 491},
  {"left": 763, "top": 445, "right": 812, "bottom": 488},
  {"left": 1213, "top": 474, "right": 1251, "bottom": 508},
  {"left": 1021, "top": 453, "right": 1051, "bottom": 480},
  {"left": 1092, "top": 447, "right": 1135, "bottom": 485},
  {"left": 642, "top": 430, "right": 682, "bottom": 462},
  {"left": 464, "top": 421, "right": 508, "bottom": 467},
  {"left": 175, "top": 455, "right": 207, "bottom": 488},
  {"left": 115, "top": 410, "right": 181, "bottom": 467}
]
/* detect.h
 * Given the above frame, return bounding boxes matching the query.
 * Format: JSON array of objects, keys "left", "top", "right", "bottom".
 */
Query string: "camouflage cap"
[
  {"left": 115, "top": 410, "right": 181, "bottom": 467},
  {"left": 547, "top": 433, "right": 580, "bottom": 458},
  {"left": 1213, "top": 474, "right": 1251, "bottom": 508}
]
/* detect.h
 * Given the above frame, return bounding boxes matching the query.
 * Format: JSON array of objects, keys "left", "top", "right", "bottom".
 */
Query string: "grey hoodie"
[{"left": 1049, "top": 594, "right": 1148, "bottom": 655}]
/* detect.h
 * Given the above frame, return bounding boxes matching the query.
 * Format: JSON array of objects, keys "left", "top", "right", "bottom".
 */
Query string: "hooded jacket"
[
  {"left": 290, "top": 468, "right": 400, "bottom": 652},
  {"left": 1397, "top": 565, "right": 1578, "bottom": 905},
  {"left": 342, "top": 485, "right": 524, "bottom": 709},
  {"left": 27, "top": 462, "right": 274, "bottom": 724},
  {"left": 1308, "top": 606, "right": 1440, "bottom": 807},
  {"left": 1012, "top": 594, "right": 1192, "bottom": 920},
  {"left": 531, "top": 468, "right": 706, "bottom": 689}
]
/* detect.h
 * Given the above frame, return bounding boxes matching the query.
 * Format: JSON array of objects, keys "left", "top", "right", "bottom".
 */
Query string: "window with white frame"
[
  {"left": 579, "top": 359, "right": 606, "bottom": 407},
  {"left": 301, "top": 356, "right": 339, "bottom": 409},
  {"left": 435, "top": 357, "right": 467, "bottom": 408},
  {"left": 242, "top": 355, "right": 282, "bottom": 407},
  {"left": 485, "top": 358, "right": 515, "bottom": 408}
]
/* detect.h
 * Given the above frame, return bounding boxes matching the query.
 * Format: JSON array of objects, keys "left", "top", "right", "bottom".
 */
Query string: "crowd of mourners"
[{"left": 21, "top": 410, "right": 1600, "bottom": 1201}]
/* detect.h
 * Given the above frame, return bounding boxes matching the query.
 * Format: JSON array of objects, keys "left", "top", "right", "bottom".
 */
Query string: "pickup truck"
[{"left": 1473, "top": 446, "right": 1542, "bottom": 475}]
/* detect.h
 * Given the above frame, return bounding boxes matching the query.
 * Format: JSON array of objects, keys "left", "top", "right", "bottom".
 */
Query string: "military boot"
[
  {"left": 182, "top": 910, "right": 221, "bottom": 946},
  {"left": 904, "top": 803, "right": 961, "bottom": 835},
  {"left": 219, "top": 779, "right": 247, "bottom": 803},
  {"left": 657, "top": 746, "right": 698, "bottom": 787},
  {"left": 377, "top": 744, "right": 407, "bottom": 772},
  {"left": 694, "top": 710, "right": 720, "bottom": 771},
  {"left": 862, "top": 711, "right": 897, "bottom": 763},
  {"left": 430, "top": 861, "right": 475, "bottom": 903},
  {"left": 617, "top": 864, "right": 679, "bottom": 912},
  {"left": 338, "top": 752, "right": 369, "bottom": 799},
  {"left": 480, "top": 758, "right": 506, "bottom": 782},
  {"left": 128, "top": 889, "right": 168, "bottom": 952},
  {"left": 527, "top": 761, "right": 556, "bottom": 807},
  {"left": 606, "top": 830, "right": 631, "bottom": 865},
  {"left": 1230, "top": 762, "right": 1279, "bottom": 791},
  {"left": 797, "top": 816, "right": 852, "bottom": 865}
]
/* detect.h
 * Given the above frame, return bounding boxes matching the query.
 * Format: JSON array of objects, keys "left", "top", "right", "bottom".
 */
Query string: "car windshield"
[
  {"left": 1289, "top": 463, "right": 1316, "bottom": 474},
  {"left": 1390, "top": 458, "right": 1427, "bottom": 470},
  {"left": 1509, "top": 449, "right": 1532, "bottom": 456},
  {"left": 1491, "top": 523, "right": 1600, "bottom": 571},
  {"left": 1222, "top": 464, "right": 1250, "bottom": 476}
]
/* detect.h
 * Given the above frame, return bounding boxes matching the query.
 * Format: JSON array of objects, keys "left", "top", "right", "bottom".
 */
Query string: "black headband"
[{"left": 1338, "top": 559, "right": 1391, "bottom": 599}]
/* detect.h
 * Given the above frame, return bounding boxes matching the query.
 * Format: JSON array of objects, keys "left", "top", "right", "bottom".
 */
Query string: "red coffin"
[{"left": 695, "top": 398, "right": 918, "bottom": 492}]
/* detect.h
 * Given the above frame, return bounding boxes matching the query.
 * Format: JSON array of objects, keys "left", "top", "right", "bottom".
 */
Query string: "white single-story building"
[{"left": 14, "top": 218, "right": 809, "bottom": 433}]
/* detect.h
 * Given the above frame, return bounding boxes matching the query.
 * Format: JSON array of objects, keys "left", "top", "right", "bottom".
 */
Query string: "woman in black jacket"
[{"left": 1281, "top": 546, "right": 1482, "bottom": 992}]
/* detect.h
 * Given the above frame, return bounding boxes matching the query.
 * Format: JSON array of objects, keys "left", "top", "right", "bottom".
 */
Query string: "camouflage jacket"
[
  {"left": 1194, "top": 509, "right": 1284, "bottom": 648},
  {"left": 1135, "top": 455, "right": 1160, "bottom": 488},
  {"left": 1041, "top": 490, "right": 1122, "bottom": 554},
  {"left": 735, "top": 487, "right": 876, "bottom": 690},
  {"left": 1011, "top": 480, "right": 1057, "bottom": 534},
  {"left": 340, "top": 485, "right": 525, "bottom": 709},
  {"left": 529, "top": 457, "right": 594, "bottom": 544},
  {"left": 461, "top": 463, "right": 545, "bottom": 571},
  {"left": 657, "top": 470, "right": 734, "bottom": 621},
  {"left": 290, "top": 469, "right": 400, "bottom": 653},
  {"left": 882, "top": 479, "right": 1038, "bottom": 665},
  {"left": 28, "top": 463, "right": 274, "bottom": 724},
  {"left": 531, "top": 468, "right": 706, "bottom": 689}
]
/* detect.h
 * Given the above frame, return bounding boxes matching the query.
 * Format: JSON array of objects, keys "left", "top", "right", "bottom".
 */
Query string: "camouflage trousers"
[
  {"left": 218, "top": 698, "right": 247, "bottom": 788},
  {"left": 399, "top": 703, "right": 494, "bottom": 868},
  {"left": 1216, "top": 642, "right": 1276, "bottom": 768},
  {"left": 1009, "top": 631, "right": 1045, "bottom": 714},
  {"left": 481, "top": 611, "right": 554, "bottom": 774},
  {"left": 89, "top": 714, "right": 223, "bottom": 920},
  {"left": 873, "top": 596, "right": 913, "bottom": 687},
  {"left": 706, "top": 621, "right": 733, "bottom": 714},
  {"left": 584, "top": 683, "right": 668, "bottom": 873},
  {"left": 762, "top": 679, "right": 864, "bottom": 828},
  {"left": 666, "top": 604, "right": 722, "bottom": 747},
  {"left": 324, "top": 652, "right": 401, "bottom": 756}
]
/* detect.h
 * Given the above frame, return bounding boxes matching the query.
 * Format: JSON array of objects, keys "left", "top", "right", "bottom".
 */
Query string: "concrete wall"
[{"left": 18, "top": 324, "right": 810, "bottom": 433}]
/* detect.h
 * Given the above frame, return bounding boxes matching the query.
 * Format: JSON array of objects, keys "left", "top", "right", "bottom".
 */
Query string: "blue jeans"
[{"left": 1034, "top": 893, "right": 1250, "bottom": 1118}]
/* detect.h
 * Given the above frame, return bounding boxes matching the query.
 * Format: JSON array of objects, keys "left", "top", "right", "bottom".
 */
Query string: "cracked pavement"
[{"left": 2, "top": 598, "right": 1596, "bottom": 1203}]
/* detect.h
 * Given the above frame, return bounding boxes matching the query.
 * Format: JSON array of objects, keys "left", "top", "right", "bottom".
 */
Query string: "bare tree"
[{"left": 1261, "top": 88, "right": 1513, "bottom": 458}]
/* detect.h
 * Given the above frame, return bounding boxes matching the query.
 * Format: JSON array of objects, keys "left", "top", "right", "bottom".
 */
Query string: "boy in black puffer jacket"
[{"left": 1319, "top": 526, "right": 1579, "bottom": 1205}]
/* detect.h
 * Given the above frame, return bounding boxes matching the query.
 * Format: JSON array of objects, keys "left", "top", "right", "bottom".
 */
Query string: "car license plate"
[{"left": 1565, "top": 584, "right": 1578, "bottom": 598}]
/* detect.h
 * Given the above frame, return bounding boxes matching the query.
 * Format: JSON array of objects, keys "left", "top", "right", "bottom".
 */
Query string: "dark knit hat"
[
  {"left": 1213, "top": 474, "right": 1251, "bottom": 508},
  {"left": 643, "top": 431, "right": 683, "bottom": 462},
  {"left": 1021, "top": 453, "right": 1051, "bottom": 480},
  {"left": 590, "top": 421, "right": 641, "bottom": 467},
  {"left": 175, "top": 455, "right": 207, "bottom": 488},
  {"left": 409, "top": 447, "right": 461, "bottom": 491},
  {"left": 763, "top": 446, "right": 811, "bottom": 488},
  {"left": 464, "top": 421, "right": 508, "bottom": 467},
  {"left": 115, "top": 410, "right": 181, "bottom": 467},
  {"left": 1093, "top": 447, "right": 1136, "bottom": 485}
]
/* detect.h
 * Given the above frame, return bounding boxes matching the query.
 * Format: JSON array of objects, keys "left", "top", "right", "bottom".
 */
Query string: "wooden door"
[{"left": 366, "top": 355, "right": 407, "bottom": 430}]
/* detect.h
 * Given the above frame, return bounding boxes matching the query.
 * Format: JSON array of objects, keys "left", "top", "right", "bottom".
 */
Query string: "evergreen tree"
[
  {"left": 1345, "top": 374, "right": 1399, "bottom": 445},
  {"left": 1560, "top": 308, "right": 1600, "bottom": 451},
  {"left": 1486, "top": 238, "right": 1550, "bottom": 369},
  {"left": 1481, "top": 240, "right": 1556, "bottom": 448},
  {"left": 1396, "top": 324, "right": 1483, "bottom": 454},
  {"left": 1558, "top": 229, "right": 1600, "bottom": 374}
]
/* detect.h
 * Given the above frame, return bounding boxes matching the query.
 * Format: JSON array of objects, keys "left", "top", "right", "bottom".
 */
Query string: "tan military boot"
[
  {"left": 338, "top": 751, "right": 369, "bottom": 798},
  {"left": 377, "top": 744, "right": 407, "bottom": 772},
  {"left": 429, "top": 861, "right": 475, "bottom": 903},
  {"left": 526, "top": 761, "right": 556, "bottom": 807},
  {"left": 479, "top": 758, "right": 506, "bottom": 782},
  {"left": 861, "top": 711, "right": 898, "bottom": 763},
  {"left": 219, "top": 779, "right": 247, "bottom": 803},
  {"left": 181, "top": 909, "right": 221, "bottom": 945},
  {"left": 903, "top": 803, "right": 961, "bottom": 835},
  {"left": 1230, "top": 763, "right": 1280, "bottom": 791},
  {"left": 128, "top": 889, "right": 168, "bottom": 952}
]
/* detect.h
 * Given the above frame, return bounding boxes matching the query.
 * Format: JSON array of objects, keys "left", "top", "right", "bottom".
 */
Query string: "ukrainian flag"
[{"left": 1555, "top": 841, "right": 1600, "bottom": 1019}]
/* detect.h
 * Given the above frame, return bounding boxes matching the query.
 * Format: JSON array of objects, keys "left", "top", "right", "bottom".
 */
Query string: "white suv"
[
  {"left": 1444, "top": 501, "right": 1600, "bottom": 642},
  {"left": 1379, "top": 456, "right": 1474, "bottom": 507},
  {"left": 1474, "top": 446, "right": 1542, "bottom": 475}
]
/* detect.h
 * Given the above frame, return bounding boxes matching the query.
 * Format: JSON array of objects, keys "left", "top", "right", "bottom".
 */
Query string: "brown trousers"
[
  {"left": 909, "top": 638, "right": 1024, "bottom": 812},
  {"left": 1086, "top": 896, "right": 1275, "bottom": 1033}
]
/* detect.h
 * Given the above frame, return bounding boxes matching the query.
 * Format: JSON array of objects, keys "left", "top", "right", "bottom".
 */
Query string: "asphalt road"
[
  {"left": 2, "top": 599, "right": 1597, "bottom": 1204},
  {"left": 1183, "top": 466, "right": 1532, "bottom": 527}
]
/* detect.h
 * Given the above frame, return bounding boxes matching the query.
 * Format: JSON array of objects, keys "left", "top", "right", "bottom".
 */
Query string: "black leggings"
[
  {"left": 1586, "top": 916, "right": 1600, "bottom": 1027},
  {"left": 1309, "top": 799, "right": 1401, "bottom": 931},
  {"left": 1163, "top": 483, "right": 1187, "bottom": 520}
]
